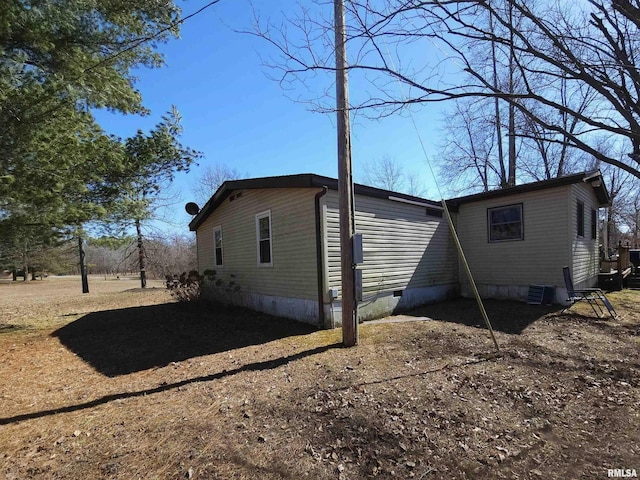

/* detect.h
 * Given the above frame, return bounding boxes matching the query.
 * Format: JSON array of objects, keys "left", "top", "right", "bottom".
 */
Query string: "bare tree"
[
  {"left": 250, "top": 0, "right": 640, "bottom": 181},
  {"left": 85, "top": 234, "right": 196, "bottom": 278},
  {"left": 440, "top": 98, "right": 501, "bottom": 193},
  {"left": 441, "top": 89, "right": 594, "bottom": 191},
  {"left": 359, "top": 154, "right": 426, "bottom": 196},
  {"left": 144, "top": 234, "right": 197, "bottom": 278},
  {"left": 488, "top": 5, "right": 507, "bottom": 187},
  {"left": 85, "top": 241, "right": 125, "bottom": 275},
  {"left": 621, "top": 185, "right": 640, "bottom": 247},
  {"left": 360, "top": 154, "right": 403, "bottom": 191},
  {"left": 194, "top": 162, "right": 244, "bottom": 205},
  {"left": 589, "top": 138, "right": 639, "bottom": 250}
]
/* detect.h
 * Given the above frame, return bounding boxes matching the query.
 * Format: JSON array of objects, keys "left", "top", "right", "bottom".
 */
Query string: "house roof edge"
[
  {"left": 445, "top": 170, "right": 610, "bottom": 208},
  {"left": 188, "top": 173, "right": 441, "bottom": 231}
]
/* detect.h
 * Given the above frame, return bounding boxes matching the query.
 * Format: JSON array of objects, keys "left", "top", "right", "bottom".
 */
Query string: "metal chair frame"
[{"left": 562, "top": 266, "right": 616, "bottom": 319}]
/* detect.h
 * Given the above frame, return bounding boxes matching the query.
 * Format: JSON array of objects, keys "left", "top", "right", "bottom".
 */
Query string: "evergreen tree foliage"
[{"left": 0, "top": 0, "right": 188, "bottom": 273}]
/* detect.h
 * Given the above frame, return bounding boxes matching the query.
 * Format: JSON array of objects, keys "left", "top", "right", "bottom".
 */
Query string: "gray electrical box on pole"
[{"left": 353, "top": 233, "right": 363, "bottom": 264}]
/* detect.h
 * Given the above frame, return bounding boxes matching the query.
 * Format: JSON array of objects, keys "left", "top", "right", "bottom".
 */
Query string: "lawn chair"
[{"left": 562, "top": 266, "right": 616, "bottom": 319}]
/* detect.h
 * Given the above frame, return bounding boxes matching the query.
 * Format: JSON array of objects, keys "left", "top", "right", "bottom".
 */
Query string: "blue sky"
[{"left": 93, "top": 1, "right": 449, "bottom": 235}]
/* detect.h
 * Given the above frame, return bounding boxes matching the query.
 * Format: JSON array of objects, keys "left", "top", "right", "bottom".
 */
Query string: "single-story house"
[{"left": 188, "top": 170, "right": 609, "bottom": 328}]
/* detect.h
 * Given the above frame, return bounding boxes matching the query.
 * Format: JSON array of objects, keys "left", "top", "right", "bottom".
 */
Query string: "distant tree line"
[
  {"left": 1, "top": 234, "right": 196, "bottom": 280},
  {"left": 85, "top": 235, "right": 197, "bottom": 279}
]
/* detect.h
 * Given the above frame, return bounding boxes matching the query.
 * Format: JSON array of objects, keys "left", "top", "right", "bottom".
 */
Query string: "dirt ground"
[{"left": 1, "top": 276, "right": 639, "bottom": 479}]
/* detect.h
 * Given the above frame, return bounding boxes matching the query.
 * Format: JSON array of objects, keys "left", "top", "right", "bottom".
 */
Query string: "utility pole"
[{"left": 334, "top": 0, "right": 358, "bottom": 346}]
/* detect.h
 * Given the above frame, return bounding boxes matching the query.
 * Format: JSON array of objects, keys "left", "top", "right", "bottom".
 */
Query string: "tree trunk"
[
  {"left": 489, "top": 9, "right": 507, "bottom": 187},
  {"left": 78, "top": 236, "right": 89, "bottom": 293},
  {"left": 507, "top": 0, "right": 517, "bottom": 187},
  {"left": 136, "top": 218, "right": 147, "bottom": 289},
  {"left": 607, "top": 206, "right": 614, "bottom": 254},
  {"left": 508, "top": 103, "right": 516, "bottom": 186},
  {"left": 22, "top": 257, "right": 28, "bottom": 282}
]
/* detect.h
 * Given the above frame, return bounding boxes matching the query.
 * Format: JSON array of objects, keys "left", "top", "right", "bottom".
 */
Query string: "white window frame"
[
  {"left": 213, "top": 226, "right": 223, "bottom": 267},
  {"left": 255, "top": 210, "right": 273, "bottom": 267}
]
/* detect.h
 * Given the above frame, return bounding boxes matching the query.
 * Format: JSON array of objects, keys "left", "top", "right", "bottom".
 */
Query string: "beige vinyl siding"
[
  {"left": 196, "top": 188, "right": 319, "bottom": 300},
  {"left": 571, "top": 183, "right": 600, "bottom": 285},
  {"left": 197, "top": 217, "right": 215, "bottom": 271},
  {"left": 324, "top": 191, "right": 457, "bottom": 299},
  {"left": 456, "top": 185, "right": 572, "bottom": 288}
]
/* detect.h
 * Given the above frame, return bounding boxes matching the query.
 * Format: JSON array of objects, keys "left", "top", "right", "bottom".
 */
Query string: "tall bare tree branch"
[{"left": 250, "top": 0, "right": 640, "bottom": 180}]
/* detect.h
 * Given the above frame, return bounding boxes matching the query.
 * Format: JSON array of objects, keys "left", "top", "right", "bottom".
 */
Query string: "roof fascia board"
[
  {"left": 446, "top": 170, "right": 609, "bottom": 208},
  {"left": 189, "top": 173, "right": 440, "bottom": 230},
  {"left": 190, "top": 171, "right": 608, "bottom": 232}
]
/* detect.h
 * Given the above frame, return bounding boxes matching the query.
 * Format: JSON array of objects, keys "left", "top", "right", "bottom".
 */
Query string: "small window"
[
  {"left": 591, "top": 208, "right": 597, "bottom": 240},
  {"left": 256, "top": 210, "right": 273, "bottom": 266},
  {"left": 213, "top": 226, "right": 223, "bottom": 266},
  {"left": 577, "top": 201, "right": 585, "bottom": 237},
  {"left": 488, "top": 204, "right": 523, "bottom": 242}
]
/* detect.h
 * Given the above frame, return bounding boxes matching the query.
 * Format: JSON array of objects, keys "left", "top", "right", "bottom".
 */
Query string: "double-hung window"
[
  {"left": 488, "top": 204, "right": 523, "bottom": 242},
  {"left": 213, "top": 226, "right": 223, "bottom": 266},
  {"left": 591, "top": 208, "right": 597, "bottom": 240},
  {"left": 256, "top": 210, "right": 273, "bottom": 266}
]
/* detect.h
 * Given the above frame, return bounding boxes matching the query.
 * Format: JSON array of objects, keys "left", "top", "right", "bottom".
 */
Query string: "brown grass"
[{"left": 1, "top": 276, "right": 639, "bottom": 479}]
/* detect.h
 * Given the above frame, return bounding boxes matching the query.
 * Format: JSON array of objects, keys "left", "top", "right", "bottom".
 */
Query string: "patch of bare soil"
[{"left": 0, "top": 281, "right": 638, "bottom": 479}]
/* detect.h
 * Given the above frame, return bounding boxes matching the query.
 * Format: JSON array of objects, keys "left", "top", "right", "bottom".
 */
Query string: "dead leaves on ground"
[{"left": 1, "top": 288, "right": 640, "bottom": 479}]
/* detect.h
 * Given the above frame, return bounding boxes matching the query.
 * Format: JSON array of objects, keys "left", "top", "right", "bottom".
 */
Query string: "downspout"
[
  {"left": 195, "top": 230, "right": 200, "bottom": 274},
  {"left": 314, "top": 186, "right": 329, "bottom": 327}
]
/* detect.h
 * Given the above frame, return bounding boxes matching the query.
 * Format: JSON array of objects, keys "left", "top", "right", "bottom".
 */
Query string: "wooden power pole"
[{"left": 334, "top": 0, "right": 358, "bottom": 346}]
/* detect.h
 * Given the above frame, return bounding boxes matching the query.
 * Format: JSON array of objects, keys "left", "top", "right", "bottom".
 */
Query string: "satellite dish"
[{"left": 185, "top": 202, "right": 200, "bottom": 215}]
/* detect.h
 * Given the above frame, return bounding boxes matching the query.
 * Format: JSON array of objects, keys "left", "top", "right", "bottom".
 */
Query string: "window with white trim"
[
  {"left": 256, "top": 210, "right": 272, "bottom": 266},
  {"left": 213, "top": 226, "right": 223, "bottom": 266},
  {"left": 488, "top": 204, "right": 523, "bottom": 242}
]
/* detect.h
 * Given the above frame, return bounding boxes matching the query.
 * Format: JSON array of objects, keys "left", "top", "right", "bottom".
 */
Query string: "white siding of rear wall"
[
  {"left": 323, "top": 190, "right": 458, "bottom": 323},
  {"left": 456, "top": 185, "right": 572, "bottom": 300},
  {"left": 196, "top": 188, "right": 320, "bottom": 322},
  {"left": 570, "top": 183, "right": 600, "bottom": 289}
]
